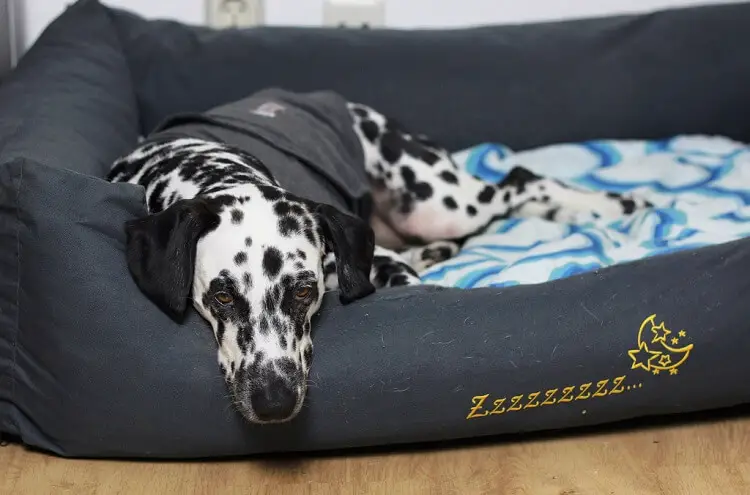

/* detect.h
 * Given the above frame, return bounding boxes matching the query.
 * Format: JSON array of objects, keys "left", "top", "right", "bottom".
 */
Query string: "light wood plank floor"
[{"left": 2, "top": 409, "right": 749, "bottom": 495}]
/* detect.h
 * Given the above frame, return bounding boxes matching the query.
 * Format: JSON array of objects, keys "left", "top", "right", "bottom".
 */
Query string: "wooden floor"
[{"left": 2, "top": 410, "right": 749, "bottom": 495}]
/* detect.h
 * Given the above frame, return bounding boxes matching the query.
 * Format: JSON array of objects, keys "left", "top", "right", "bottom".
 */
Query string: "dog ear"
[
  {"left": 124, "top": 198, "right": 220, "bottom": 321},
  {"left": 315, "top": 203, "right": 376, "bottom": 304}
]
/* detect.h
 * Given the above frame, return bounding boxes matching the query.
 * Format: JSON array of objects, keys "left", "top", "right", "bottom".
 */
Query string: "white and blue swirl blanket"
[{"left": 421, "top": 135, "right": 750, "bottom": 288}]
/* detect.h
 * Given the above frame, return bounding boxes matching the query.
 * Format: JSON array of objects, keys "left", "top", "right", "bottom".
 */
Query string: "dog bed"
[{"left": 2, "top": 0, "right": 750, "bottom": 459}]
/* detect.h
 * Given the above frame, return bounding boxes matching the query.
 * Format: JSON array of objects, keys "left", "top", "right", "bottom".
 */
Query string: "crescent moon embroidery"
[{"left": 628, "top": 314, "right": 693, "bottom": 375}]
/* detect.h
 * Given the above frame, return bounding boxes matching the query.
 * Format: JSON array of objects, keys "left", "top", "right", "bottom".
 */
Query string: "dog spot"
[
  {"left": 303, "top": 346, "right": 313, "bottom": 369},
  {"left": 259, "top": 317, "right": 269, "bottom": 335},
  {"left": 540, "top": 195, "right": 550, "bottom": 203},
  {"left": 467, "top": 205, "right": 477, "bottom": 216},
  {"left": 379, "top": 130, "right": 403, "bottom": 163},
  {"left": 439, "top": 170, "right": 459, "bottom": 184},
  {"left": 230, "top": 361, "right": 235, "bottom": 374},
  {"left": 216, "top": 321, "right": 226, "bottom": 346},
  {"left": 296, "top": 249, "right": 307, "bottom": 260},
  {"left": 231, "top": 209, "right": 244, "bottom": 224},
  {"left": 351, "top": 106, "right": 368, "bottom": 118},
  {"left": 621, "top": 198, "right": 636, "bottom": 214},
  {"left": 544, "top": 207, "right": 559, "bottom": 221},
  {"left": 360, "top": 120, "right": 379, "bottom": 142},
  {"left": 258, "top": 185, "right": 283, "bottom": 201},
  {"left": 147, "top": 180, "right": 168, "bottom": 212},
  {"left": 295, "top": 261, "right": 304, "bottom": 269},
  {"left": 400, "top": 166, "right": 433, "bottom": 200},
  {"left": 503, "top": 190, "right": 511, "bottom": 203},
  {"left": 477, "top": 185, "right": 495, "bottom": 204},
  {"left": 263, "top": 247, "right": 283, "bottom": 278},
  {"left": 245, "top": 236, "right": 253, "bottom": 247},
  {"left": 443, "top": 196, "right": 458, "bottom": 210},
  {"left": 279, "top": 216, "right": 301, "bottom": 236},
  {"left": 280, "top": 335, "right": 287, "bottom": 349},
  {"left": 219, "top": 363, "right": 227, "bottom": 377},
  {"left": 304, "top": 227, "right": 317, "bottom": 246},
  {"left": 243, "top": 272, "right": 253, "bottom": 288},
  {"left": 234, "top": 251, "right": 248, "bottom": 265},
  {"left": 390, "top": 274, "right": 409, "bottom": 286},
  {"left": 237, "top": 325, "right": 251, "bottom": 353},
  {"left": 274, "top": 201, "right": 290, "bottom": 216}
]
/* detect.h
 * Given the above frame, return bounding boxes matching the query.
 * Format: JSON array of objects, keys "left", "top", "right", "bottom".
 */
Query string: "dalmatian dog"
[{"left": 108, "top": 99, "right": 650, "bottom": 425}]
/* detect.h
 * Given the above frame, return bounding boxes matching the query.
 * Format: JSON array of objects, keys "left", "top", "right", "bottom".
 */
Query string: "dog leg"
[
  {"left": 398, "top": 241, "right": 460, "bottom": 273},
  {"left": 348, "top": 102, "right": 652, "bottom": 247},
  {"left": 323, "top": 245, "right": 421, "bottom": 293}
]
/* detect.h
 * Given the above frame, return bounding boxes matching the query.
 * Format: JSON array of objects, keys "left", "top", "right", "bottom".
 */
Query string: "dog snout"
[{"left": 249, "top": 366, "right": 302, "bottom": 422}]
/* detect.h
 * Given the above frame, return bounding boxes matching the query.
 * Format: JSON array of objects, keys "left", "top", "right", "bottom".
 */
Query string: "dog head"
[{"left": 124, "top": 185, "right": 375, "bottom": 424}]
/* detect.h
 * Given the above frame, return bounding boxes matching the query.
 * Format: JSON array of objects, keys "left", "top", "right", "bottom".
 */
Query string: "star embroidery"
[
  {"left": 652, "top": 369, "right": 660, "bottom": 375},
  {"left": 669, "top": 369, "right": 679, "bottom": 375},
  {"left": 651, "top": 322, "right": 671, "bottom": 344},
  {"left": 671, "top": 337, "right": 679, "bottom": 345},
  {"left": 628, "top": 342, "right": 661, "bottom": 371},
  {"left": 658, "top": 354, "right": 672, "bottom": 367},
  {"left": 678, "top": 330, "right": 687, "bottom": 338}
]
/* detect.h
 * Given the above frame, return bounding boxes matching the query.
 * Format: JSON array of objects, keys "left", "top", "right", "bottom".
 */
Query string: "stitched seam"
[{"left": 10, "top": 160, "right": 23, "bottom": 428}]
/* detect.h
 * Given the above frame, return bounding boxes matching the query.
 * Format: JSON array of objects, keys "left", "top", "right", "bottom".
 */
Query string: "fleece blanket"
[{"left": 422, "top": 135, "right": 750, "bottom": 288}]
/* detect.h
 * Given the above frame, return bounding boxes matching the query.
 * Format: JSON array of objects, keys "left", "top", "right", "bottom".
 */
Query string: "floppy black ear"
[
  {"left": 315, "top": 203, "right": 376, "bottom": 304},
  {"left": 124, "top": 198, "right": 220, "bottom": 321}
]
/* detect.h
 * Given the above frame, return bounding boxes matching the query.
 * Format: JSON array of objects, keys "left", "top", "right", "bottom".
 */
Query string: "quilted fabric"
[{"left": 424, "top": 135, "right": 750, "bottom": 287}]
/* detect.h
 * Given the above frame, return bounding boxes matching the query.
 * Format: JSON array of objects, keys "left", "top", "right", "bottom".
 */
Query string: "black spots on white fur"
[
  {"left": 439, "top": 170, "right": 459, "bottom": 185},
  {"left": 147, "top": 180, "right": 168, "bottom": 212},
  {"left": 351, "top": 106, "right": 368, "bottom": 118},
  {"left": 216, "top": 321, "right": 226, "bottom": 346},
  {"left": 503, "top": 190, "right": 511, "bottom": 203},
  {"left": 279, "top": 216, "right": 301, "bottom": 237},
  {"left": 294, "top": 261, "right": 304, "bottom": 270},
  {"left": 443, "top": 196, "right": 458, "bottom": 210},
  {"left": 466, "top": 205, "right": 477, "bottom": 216},
  {"left": 303, "top": 346, "right": 313, "bottom": 370},
  {"left": 360, "top": 120, "right": 380, "bottom": 143},
  {"left": 231, "top": 209, "right": 244, "bottom": 224},
  {"left": 234, "top": 251, "right": 248, "bottom": 265},
  {"left": 400, "top": 166, "right": 433, "bottom": 200},
  {"left": 245, "top": 236, "right": 253, "bottom": 247},
  {"left": 372, "top": 254, "right": 419, "bottom": 287},
  {"left": 296, "top": 249, "right": 307, "bottom": 260},
  {"left": 498, "top": 166, "right": 541, "bottom": 194},
  {"left": 477, "top": 185, "right": 496, "bottom": 204},
  {"left": 258, "top": 185, "right": 283, "bottom": 201},
  {"left": 243, "top": 272, "right": 253, "bottom": 288},
  {"left": 605, "top": 191, "right": 638, "bottom": 214},
  {"left": 263, "top": 247, "right": 283, "bottom": 278},
  {"left": 379, "top": 130, "right": 403, "bottom": 164},
  {"left": 237, "top": 325, "right": 252, "bottom": 353}
]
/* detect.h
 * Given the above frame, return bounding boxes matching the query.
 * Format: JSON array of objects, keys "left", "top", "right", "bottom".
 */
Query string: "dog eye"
[
  {"left": 295, "top": 286, "right": 312, "bottom": 300},
  {"left": 215, "top": 292, "right": 234, "bottom": 305}
]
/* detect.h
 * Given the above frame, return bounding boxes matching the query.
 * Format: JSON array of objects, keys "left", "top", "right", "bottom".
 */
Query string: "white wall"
[{"left": 21, "top": 0, "right": 749, "bottom": 52}]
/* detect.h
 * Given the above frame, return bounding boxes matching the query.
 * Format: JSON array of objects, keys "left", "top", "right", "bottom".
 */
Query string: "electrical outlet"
[
  {"left": 322, "top": 0, "right": 385, "bottom": 29},
  {"left": 206, "top": 0, "right": 264, "bottom": 28}
]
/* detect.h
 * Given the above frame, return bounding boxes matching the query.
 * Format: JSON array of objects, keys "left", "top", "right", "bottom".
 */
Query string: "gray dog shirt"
[{"left": 147, "top": 87, "right": 372, "bottom": 218}]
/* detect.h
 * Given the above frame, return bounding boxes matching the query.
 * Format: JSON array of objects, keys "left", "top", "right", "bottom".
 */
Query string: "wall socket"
[
  {"left": 322, "top": 0, "right": 385, "bottom": 28},
  {"left": 206, "top": 0, "right": 264, "bottom": 28}
]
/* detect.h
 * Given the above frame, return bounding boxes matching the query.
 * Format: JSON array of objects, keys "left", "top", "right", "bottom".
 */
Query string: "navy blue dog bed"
[{"left": 1, "top": 0, "right": 750, "bottom": 459}]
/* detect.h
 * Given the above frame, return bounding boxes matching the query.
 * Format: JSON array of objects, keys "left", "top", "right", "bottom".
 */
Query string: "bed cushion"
[{"left": 2, "top": 0, "right": 750, "bottom": 459}]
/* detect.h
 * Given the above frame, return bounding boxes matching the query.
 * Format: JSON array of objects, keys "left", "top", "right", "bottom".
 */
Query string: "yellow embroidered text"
[{"left": 466, "top": 375, "right": 638, "bottom": 420}]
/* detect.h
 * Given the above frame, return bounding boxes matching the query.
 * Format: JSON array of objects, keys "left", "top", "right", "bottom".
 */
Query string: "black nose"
[{"left": 250, "top": 376, "right": 298, "bottom": 421}]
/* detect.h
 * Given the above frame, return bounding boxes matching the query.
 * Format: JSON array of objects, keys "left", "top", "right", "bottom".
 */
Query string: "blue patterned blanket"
[{"left": 421, "top": 135, "right": 750, "bottom": 288}]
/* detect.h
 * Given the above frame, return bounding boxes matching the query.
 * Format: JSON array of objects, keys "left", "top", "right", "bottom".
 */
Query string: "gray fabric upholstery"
[{"left": 1, "top": 0, "right": 750, "bottom": 458}]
